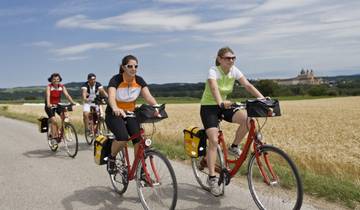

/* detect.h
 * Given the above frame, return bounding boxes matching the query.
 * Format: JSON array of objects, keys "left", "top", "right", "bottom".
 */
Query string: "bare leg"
[
  {"left": 206, "top": 127, "right": 219, "bottom": 176},
  {"left": 231, "top": 111, "right": 249, "bottom": 145},
  {"left": 50, "top": 116, "right": 58, "bottom": 138},
  {"left": 111, "top": 140, "right": 127, "bottom": 157},
  {"left": 83, "top": 112, "right": 90, "bottom": 131}
]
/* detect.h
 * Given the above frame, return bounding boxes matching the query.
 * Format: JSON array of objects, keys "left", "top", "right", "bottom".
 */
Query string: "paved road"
[{"left": 0, "top": 117, "right": 341, "bottom": 210}]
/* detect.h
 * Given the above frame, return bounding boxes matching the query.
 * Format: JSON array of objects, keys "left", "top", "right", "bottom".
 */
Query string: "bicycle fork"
[{"left": 254, "top": 142, "right": 278, "bottom": 185}]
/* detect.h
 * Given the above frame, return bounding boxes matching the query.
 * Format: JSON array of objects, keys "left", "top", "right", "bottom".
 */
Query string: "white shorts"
[{"left": 83, "top": 103, "right": 99, "bottom": 112}]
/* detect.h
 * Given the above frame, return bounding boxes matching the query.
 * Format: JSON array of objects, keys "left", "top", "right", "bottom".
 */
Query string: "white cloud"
[
  {"left": 30, "top": 41, "right": 53, "bottom": 47},
  {"left": 53, "top": 42, "right": 114, "bottom": 56},
  {"left": 114, "top": 43, "right": 154, "bottom": 51},
  {"left": 253, "top": 0, "right": 319, "bottom": 13},
  {"left": 52, "top": 56, "right": 88, "bottom": 61},
  {"left": 56, "top": 10, "right": 200, "bottom": 31},
  {"left": 193, "top": 17, "right": 252, "bottom": 31}
]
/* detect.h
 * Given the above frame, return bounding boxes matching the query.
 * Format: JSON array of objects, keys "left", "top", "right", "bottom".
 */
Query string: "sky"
[{"left": 1, "top": 0, "right": 360, "bottom": 88}]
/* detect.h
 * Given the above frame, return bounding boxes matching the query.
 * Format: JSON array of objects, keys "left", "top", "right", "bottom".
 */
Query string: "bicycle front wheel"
[
  {"left": 63, "top": 123, "right": 78, "bottom": 158},
  {"left": 109, "top": 149, "right": 128, "bottom": 194},
  {"left": 47, "top": 121, "right": 58, "bottom": 152},
  {"left": 136, "top": 150, "right": 177, "bottom": 210},
  {"left": 247, "top": 145, "right": 303, "bottom": 210},
  {"left": 84, "top": 122, "right": 95, "bottom": 145},
  {"left": 191, "top": 144, "right": 225, "bottom": 195}
]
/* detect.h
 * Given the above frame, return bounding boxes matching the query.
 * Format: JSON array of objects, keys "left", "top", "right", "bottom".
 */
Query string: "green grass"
[{"left": 0, "top": 105, "right": 359, "bottom": 209}]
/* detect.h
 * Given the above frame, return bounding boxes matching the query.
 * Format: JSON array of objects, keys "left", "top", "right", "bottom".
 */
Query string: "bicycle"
[
  {"left": 46, "top": 103, "right": 79, "bottom": 158},
  {"left": 191, "top": 99, "right": 303, "bottom": 210},
  {"left": 107, "top": 108, "right": 178, "bottom": 210},
  {"left": 84, "top": 96, "right": 108, "bottom": 145}
]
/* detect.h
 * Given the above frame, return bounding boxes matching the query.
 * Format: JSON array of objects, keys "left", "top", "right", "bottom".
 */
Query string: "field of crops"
[{"left": 2, "top": 96, "right": 360, "bottom": 185}]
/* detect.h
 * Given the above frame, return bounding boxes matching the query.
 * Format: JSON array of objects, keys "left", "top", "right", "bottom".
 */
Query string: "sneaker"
[
  {"left": 228, "top": 145, "right": 242, "bottom": 157},
  {"left": 207, "top": 176, "right": 222, "bottom": 196},
  {"left": 107, "top": 156, "right": 117, "bottom": 174},
  {"left": 50, "top": 139, "right": 58, "bottom": 149}
]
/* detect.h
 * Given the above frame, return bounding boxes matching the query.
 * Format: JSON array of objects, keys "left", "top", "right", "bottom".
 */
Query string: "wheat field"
[{"left": 2, "top": 96, "right": 360, "bottom": 184}]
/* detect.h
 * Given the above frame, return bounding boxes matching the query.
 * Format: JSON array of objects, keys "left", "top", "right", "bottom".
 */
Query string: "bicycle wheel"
[
  {"left": 97, "top": 118, "right": 108, "bottom": 136},
  {"left": 47, "top": 121, "right": 58, "bottom": 152},
  {"left": 191, "top": 144, "right": 225, "bottom": 195},
  {"left": 109, "top": 149, "right": 129, "bottom": 194},
  {"left": 136, "top": 150, "right": 177, "bottom": 210},
  {"left": 84, "top": 121, "right": 95, "bottom": 145},
  {"left": 247, "top": 145, "right": 303, "bottom": 210},
  {"left": 63, "top": 123, "right": 79, "bottom": 158}
]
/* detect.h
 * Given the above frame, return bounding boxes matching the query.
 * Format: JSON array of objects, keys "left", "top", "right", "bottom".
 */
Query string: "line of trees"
[{"left": 1, "top": 77, "right": 359, "bottom": 101}]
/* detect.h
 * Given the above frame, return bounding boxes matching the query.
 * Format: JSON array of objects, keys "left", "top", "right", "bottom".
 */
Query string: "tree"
[{"left": 255, "top": 80, "right": 279, "bottom": 96}]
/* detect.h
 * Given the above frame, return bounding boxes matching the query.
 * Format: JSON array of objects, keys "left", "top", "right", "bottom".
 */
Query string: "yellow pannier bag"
[
  {"left": 183, "top": 126, "right": 207, "bottom": 158},
  {"left": 94, "top": 135, "right": 112, "bottom": 165}
]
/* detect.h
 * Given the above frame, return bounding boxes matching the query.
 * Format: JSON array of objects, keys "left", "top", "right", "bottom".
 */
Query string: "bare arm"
[
  {"left": 99, "top": 87, "right": 108, "bottom": 98},
  {"left": 208, "top": 79, "right": 224, "bottom": 106},
  {"left": 46, "top": 86, "right": 51, "bottom": 107},
  {"left": 108, "top": 87, "right": 125, "bottom": 117},
  {"left": 238, "top": 76, "right": 264, "bottom": 98},
  {"left": 62, "top": 86, "right": 76, "bottom": 104},
  {"left": 141, "top": 86, "right": 158, "bottom": 106},
  {"left": 81, "top": 88, "right": 88, "bottom": 103}
]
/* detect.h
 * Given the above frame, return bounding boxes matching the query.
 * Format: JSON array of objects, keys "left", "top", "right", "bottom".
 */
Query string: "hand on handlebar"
[
  {"left": 112, "top": 107, "right": 126, "bottom": 117},
  {"left": 220, "top": 100, "right": 232, "bottom": 109}
]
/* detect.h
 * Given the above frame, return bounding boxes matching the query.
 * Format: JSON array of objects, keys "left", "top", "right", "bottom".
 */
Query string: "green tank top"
[{"left": 200, "top": 66, "right": 236, "bottom": 105}]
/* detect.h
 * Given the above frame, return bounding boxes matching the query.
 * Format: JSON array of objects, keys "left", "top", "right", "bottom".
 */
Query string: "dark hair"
[
  {"left": 119, "top": 55, "right": 138, "bottom": 74},
  {"left": 215, "top": 46, "right": 234, "bottom": 66},
  {"left": 48, "top": 73, "right": 62, "bottom": 82},
  {"left": 87, "top": 73, "right": 96, "bottom": 80}
]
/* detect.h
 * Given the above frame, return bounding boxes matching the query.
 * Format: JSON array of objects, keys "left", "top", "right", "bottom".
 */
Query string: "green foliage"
[{"left": 255, "top": 80, "right": 280, "bottom": 96}]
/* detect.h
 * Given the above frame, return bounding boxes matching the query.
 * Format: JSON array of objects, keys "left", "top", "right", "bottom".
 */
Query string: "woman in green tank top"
[{"left": 200, "top": 46, "right": 265, "bottom": 196}]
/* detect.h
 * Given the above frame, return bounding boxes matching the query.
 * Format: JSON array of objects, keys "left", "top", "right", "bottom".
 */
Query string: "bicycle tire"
[
  {"left": 47, "top": 120, "right": 58, "bottom": 152},
  {"left": 136, "top": 149, "right": 178, "bottom": 210},
  {"left": 191, "top": 144, "right": 225, "bottom": 195},
  {"left": 84, "top": 122, "right": 95, "bottom": 145},
  {"left": 97, "top": 118, "right": 108, "bottom": 136},
  {"left": 247, "top": 145, "right": 303, "bottom": 210},
  {"left": 109, "top": 149, "right": 129, "bottom": 194},
  {"left": 63, "top": 123, "right": 78, "bottom": 158}
]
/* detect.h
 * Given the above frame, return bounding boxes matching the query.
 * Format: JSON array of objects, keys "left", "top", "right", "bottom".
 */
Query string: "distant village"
[{"left": 274, "top": 69, "right": 322, "bottom": 85}]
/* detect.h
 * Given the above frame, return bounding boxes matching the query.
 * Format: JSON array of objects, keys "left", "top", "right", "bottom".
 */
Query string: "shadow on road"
[
  {"left": 176, "top": 183, "right": 245, "bottom": 210},
  {"left": 61, "top": 186, "right": 138, "bottom": 210},
  {"left": 22, "top": 142, "right": 92, "bottom": 159}
]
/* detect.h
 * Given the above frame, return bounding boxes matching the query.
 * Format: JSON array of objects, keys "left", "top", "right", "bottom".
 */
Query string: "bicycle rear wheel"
[
  {"left": 109, "top": 149, "right": 128, "bottom": 194},
  {"left": 47, "top": 121, "right": 58, "bottom": 152},
  {"left": 63, "top": 123, "right": 78, "bottom": 158},
  {"left": 247, "top": 145, "right": 303, "bottom": 210},
  {"left": 191, "top": 144, "right": 225, "bottom": 195},
  {"left": 136, "top": 150, "right": 177, "bottom": 210}
]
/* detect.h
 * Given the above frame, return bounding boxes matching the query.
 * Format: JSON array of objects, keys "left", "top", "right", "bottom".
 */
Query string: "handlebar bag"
[
  {"left": 246, "top": 99, "right": 281, "bottom": 117},
  {"left": 135, "top": 104, "right": 168, "bottom": 123}
]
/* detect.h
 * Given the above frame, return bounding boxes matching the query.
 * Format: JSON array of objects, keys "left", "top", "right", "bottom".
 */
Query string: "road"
[{"left": 0, "top": 117, "right": 344, "bottom": 210}]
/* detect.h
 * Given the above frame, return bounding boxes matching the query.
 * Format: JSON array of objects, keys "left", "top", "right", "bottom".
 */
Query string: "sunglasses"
[
  {"left": 221, "top": 56, "right": 236, "bottom": 61},
  {"left": 125, "top": 64, "right": 138, "bottom": 69}
]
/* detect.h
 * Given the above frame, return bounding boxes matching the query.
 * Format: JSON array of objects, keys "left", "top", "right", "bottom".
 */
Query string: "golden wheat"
[{"left": 2, "top": 97, "right": 360, "bottom": 184}]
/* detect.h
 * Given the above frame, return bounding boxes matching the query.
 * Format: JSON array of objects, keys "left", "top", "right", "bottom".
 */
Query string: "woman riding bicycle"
[
  {"left": 200, "top": 47, "right": 265, "bottom": 196},
  {"left": 105, "top": 55, "right": 159, "bottom": 174},
  {"left": 45, "top": 73, "right": 76, "bottom": 146}
]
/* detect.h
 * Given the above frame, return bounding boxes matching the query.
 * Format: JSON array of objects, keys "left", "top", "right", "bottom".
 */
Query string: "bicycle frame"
[
  {"left": 218, "top": 118, "right": 277, "bottom": 185},
  {"left": 120, "top": 128, "right": 158, "bottom": 187}
]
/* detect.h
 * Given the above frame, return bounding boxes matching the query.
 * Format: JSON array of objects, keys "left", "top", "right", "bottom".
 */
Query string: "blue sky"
[{"left": 1, "top": 0, "right": 360, "bottom": 88}]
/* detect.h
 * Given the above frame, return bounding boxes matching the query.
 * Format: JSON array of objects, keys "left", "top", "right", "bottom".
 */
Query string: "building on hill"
[{"left": 274, "top": 69, "right": 322, "bottom": 85}]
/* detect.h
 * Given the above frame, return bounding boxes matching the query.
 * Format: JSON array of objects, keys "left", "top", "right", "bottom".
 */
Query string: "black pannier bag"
[
  {"left": 246, "top": 99, "right": 281, "bottom": 117},
  {"left": 38, "top": 117, "right": 48, "bottom": 133},
  {"left": 135, "top": 104, "right": 168, "bottom": 123}
]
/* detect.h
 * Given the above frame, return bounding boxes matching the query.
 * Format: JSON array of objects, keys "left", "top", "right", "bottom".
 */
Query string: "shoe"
[
  {"left": 228, "top": 145, "right": 241, "bottom": 157},
  {"left": 107, "top": 156, "right": 117, "bottom": 174},
  {"left": 50, "top": 139, "right": 58, "bottom": 149},
  {"left": 207, "top": 176, "right": 222, "bottom": 196}
]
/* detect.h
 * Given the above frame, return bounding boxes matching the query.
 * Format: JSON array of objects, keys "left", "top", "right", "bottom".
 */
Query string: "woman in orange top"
[{"left": 105, "top": 55, "right": 159, "bottom": 173}]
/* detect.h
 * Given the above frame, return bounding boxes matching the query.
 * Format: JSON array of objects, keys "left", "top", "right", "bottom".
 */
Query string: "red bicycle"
[
  {"left": 108, "top": 111, "right": 178, "bottom": 210},
  {"left": 191, "top": 99, "right": 303, "bottom": 210}
]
